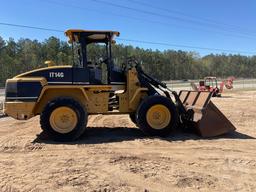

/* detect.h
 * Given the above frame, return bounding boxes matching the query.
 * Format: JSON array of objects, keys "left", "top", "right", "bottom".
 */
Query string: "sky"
[{"left": 0, "top": 0, "right": 256, "bottom": 56}]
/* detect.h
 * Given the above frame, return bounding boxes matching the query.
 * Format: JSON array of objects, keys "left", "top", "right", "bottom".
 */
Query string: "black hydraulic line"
[{"left": 136, "top": 64, "right": 187, "bottom": 114}]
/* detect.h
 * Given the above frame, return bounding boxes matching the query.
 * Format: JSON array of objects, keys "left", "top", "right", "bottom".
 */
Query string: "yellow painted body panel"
[
  {"left": 34, "top": 86, "right": 110, "bottom": 114},
  {"left": 6, "top": 77, "right": 48, "bottom": 86},
  {"left": 4, "top": 68, "right": 149, "bottom": 120},
  {"left": 65, "top": 29, "right": 120, "bottom": 43},
  {"left": 4, "top": 102, "right": 36, "bottom": 120},
  {"left": 118, "top": 68, "right": 148, "bottom": 112},
  {"left": 14, "top": 65, "right": 72, "bottom": 78}
]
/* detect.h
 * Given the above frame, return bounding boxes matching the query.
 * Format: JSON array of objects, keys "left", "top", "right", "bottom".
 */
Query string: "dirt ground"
[{"left": 0, "top": 90, "right": 255, "bottom": 192}]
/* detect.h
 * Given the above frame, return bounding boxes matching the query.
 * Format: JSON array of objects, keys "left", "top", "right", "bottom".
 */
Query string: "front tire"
[
  {"left": 136, "top": 95, "right": 178, "bottom": 136},
  {"left": 40, "top": 97, "right": 87, "bottom": 141}
]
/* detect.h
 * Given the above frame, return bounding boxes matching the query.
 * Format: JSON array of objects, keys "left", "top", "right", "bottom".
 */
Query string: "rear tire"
[
  {"left": 129, "top": 113, "right": 137, "bottom": 125},
  {"left": 136, "top": 95, "right": 178, "bottom": 136},
  {"left": 40, "top": 97, "right": 87, "bottom": 141}
]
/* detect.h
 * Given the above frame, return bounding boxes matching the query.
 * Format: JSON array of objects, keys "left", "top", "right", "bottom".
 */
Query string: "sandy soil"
[{"left": 0, "top": 90, "right": 255, "bottom": 192}]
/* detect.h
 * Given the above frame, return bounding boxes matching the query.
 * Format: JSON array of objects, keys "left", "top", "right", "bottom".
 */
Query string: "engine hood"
[{"left": 15, "top": 65, "right": 73, "bottom": 84}]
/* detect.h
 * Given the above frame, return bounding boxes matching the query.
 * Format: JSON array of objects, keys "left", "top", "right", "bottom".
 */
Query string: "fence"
[{"left": 165, "top": 78, "right": 256, "bottom": 92}]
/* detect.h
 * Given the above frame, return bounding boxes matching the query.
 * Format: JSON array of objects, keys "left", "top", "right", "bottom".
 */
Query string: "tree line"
[{"left": 0, "top": 36, "right": 255, "bottom": 86}]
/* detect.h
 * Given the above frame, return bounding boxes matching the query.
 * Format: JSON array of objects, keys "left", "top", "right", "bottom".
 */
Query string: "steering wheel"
[
  {"left": 127, "top": 56, "right": 138, "bottom": 64},
  {"left": 127, "top": 57, "right": 140, "bottom": 68}
]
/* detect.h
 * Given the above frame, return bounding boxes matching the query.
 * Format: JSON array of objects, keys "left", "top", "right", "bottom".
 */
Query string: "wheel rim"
[
  {"left": 50, "top": 107, "right": 78, "bottom": 134},
  {"left": 146, "top": 104, "right": 171, "bottom": 129}
]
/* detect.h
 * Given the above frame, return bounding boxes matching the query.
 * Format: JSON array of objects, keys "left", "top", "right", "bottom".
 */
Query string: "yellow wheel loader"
[{"left": 4, "top": 29, "right": 236, "bottom": 141}]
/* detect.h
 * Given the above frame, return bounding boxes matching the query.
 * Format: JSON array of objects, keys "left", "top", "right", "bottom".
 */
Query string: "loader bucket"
[{"left": 178, "top": 90, "right": 236, "bottom": 137}]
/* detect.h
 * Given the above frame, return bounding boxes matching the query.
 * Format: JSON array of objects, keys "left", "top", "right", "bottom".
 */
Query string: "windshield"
[
  {"left": 72, "top": 42, "right": 108, "bottom": 67},
  {"left": 87, "top": 43, "right": 106, "bottom": 64},
  {"left": 71, "top": 40, "right": 124, "bottom": 84},
  {"left": 72, "top": 42, "right": 82, "bottom": 68},
  {"left": 88, "top": 43, "right": 108, "bottom": 84},
  {"left": 205, "top": 79, "right": 217, "bottom": 87}
]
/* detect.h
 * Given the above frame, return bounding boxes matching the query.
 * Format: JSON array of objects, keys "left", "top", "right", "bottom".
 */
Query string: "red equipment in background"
[{"left": 191, "top": 76, "right": 235, "bottom": 97}]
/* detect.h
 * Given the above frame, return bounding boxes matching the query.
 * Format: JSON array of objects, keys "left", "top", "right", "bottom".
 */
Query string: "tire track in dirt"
[
  {"left": 105, "top": 144, "right": 256, "bottom": 191},
  {"left": 0, "top": 118, "right": 45, "bottom": 153},
  {"left": 0, "top": 91, "right": 255, "bottom": 191},
  {"left": 107, "top": 154, "right": 229, "bottom": 191}
]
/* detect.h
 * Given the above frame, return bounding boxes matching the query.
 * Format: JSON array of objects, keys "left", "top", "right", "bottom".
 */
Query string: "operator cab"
[
  {"left": 65, "top": 29, "right": 125, "bottom": 85},
  {"left": 204, "top": 77, "right": 218, "bottom": 88}
]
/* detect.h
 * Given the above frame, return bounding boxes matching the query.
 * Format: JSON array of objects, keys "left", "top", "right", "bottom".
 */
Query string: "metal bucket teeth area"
[{"left": 179, "top": 90, "right": 236, "bottom": 137}]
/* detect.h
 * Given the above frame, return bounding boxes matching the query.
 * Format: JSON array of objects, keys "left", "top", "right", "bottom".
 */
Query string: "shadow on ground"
[
  {"left": 218, "top": 95, "right": 233, "bottom": 98},
  {"left": 33, "top": 126, "right": 255, "bottom": 145}
]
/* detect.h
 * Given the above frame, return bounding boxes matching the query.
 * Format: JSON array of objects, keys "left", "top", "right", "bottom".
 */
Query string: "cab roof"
[{"left": 65, "top": 29, "right": 120, "bottom": 43}]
